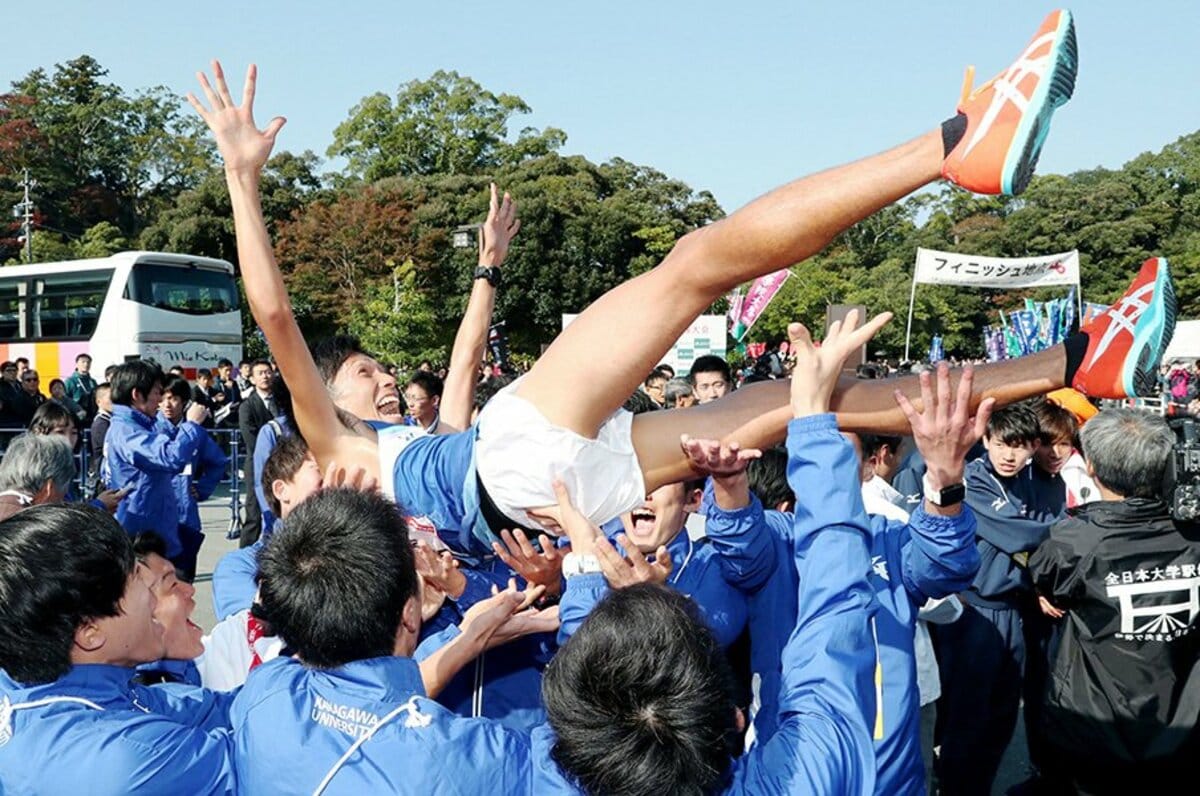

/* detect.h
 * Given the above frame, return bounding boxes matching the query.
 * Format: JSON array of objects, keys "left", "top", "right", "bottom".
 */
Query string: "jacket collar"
[
  {"left": 1070, "top": 497, "right": 1171, "bottom": 525},
  {"left": 111, "top": 404, "right": 155, "bottom": 430},
  {"left": 302, "top": 656, "right": 427, "bottom": 701}
]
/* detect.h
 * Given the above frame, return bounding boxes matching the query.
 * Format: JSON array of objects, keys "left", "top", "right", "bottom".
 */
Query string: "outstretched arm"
[
  {"left": 439, "top": 185, "right": 520, "bottom": 432},
  {"left": 188, "top": 62, "right": 371, "bottom": 474}
]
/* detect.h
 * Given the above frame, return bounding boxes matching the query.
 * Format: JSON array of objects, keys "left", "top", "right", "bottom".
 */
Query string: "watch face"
[{"left": 940, "top": 483, "right": 966, "bottom": 505}]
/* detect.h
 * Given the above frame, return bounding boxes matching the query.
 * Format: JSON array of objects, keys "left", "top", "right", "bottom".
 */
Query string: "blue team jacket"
[
  {"left": 156, "top": 412, "right": 228, "bottom": 532},
  {"left": 230, "top": 415, "right": 878, "bottom": 795},
  {"left": 706, "top": 445, "right": 979, "bottom": 795},
  {"left": 963, "top": 457, "right": 1065, "bottom": 605},
  {"left": 0, "top": 664, "right": 235, "bottom": 794},
  {"left": 105, "top": 404, "right": 205, "bottom": 556}
]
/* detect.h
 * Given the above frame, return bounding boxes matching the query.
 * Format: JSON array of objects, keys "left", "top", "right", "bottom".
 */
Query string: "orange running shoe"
[
  {"left": 942, "top": 9, "right": 1078, "bottom": 195},
  {"left": 1072, "top": 257, "right": 1177, "bottom": 399}
]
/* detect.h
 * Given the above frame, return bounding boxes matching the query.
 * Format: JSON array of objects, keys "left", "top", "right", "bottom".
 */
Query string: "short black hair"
[
  {"left": 250, "top": 358, "right": 272, "bottom": 372},
  {"left": 95, "top": 382, "right": 111, "bottom": 398},
  {"left": 985, "top": 403, "right": 1040, "bottom": 446},
  {"left": 261, "top": 433, "right": 310, "bottom": 517},
  {"left": 689, "top": 355, "right": 731, "bottom": 383},
  {"left": 0, "top": 504, "right": 133, "bottom": 684},
  {"left": 110, "top": 360, "right": 165, "bottom": 406},
  {"left": 623, "top": 390, "right": 660, "bottom": 415},
  {"left": 746, "top": 447, "right": 795, "bottom": 511},
  {"left": 310, "top": 335, "right": 373, "bottom": 385},
  {"left": 859, "top": 434, "right": 903, "bottom": 459},
  {"left": 217, "top": 358, "right": 233, "bottom": 369},
  {"left": 132, "top": 531, "right": 168, "bottom": 561},
  {"left": 543, "top": 584, "right": 740, "bottom": 796},
  {"left": 75, "top": 353, "right": 91, "bottom": 363},
  {"left": 196, "top": 368, "right": 212, "bottom": 379},
  {"left": 406, "top": 370, "right": 443, "bottom": 399},
  {"left": 163, "top": 376, "right": 192, "bottom": 402},
  {"left": 29, "top": 401, "right": 76, "bottom": 435},
  {"left": 256, "top": 488, "right": 418, "bottom": 669},
  {"left": 644, "top": 370, "right": 667, "bottom": 388}
]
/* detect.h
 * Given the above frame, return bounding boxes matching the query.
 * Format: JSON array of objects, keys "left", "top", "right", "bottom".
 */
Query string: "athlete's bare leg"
[
  {"left": 632, "top": 348, "right": 1066, "bottom": 491},
  {"left": 515, "top": 131, "right": 946, "bottom": 437}
]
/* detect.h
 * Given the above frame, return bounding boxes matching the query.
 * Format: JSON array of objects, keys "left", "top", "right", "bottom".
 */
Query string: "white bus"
[{"left": 0, "top": 251, "right": 243, "bottom": 384}]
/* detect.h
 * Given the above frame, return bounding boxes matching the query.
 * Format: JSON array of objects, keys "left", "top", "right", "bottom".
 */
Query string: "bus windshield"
[{"left": 124, "top": 262, "right": 240, "bottom": 315}]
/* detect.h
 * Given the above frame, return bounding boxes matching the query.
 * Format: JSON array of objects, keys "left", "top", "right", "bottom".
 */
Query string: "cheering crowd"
[{"left": 2, "top": 10, "right": 1198, "bottom": 795}]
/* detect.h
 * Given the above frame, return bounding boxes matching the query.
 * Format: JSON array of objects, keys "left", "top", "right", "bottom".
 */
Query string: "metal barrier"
[{"left": 0, "top": 425, "right": 247, "bottom": 537}]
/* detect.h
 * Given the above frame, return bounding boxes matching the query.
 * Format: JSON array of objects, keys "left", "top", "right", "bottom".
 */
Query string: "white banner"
[{"left": 913, "top": 247, "right": 1080, "bottom": 288}]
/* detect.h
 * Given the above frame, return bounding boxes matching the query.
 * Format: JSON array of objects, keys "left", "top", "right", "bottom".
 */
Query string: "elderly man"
[
  {"left": 0, "top": 433, "right": 75, "bottom": 521},
  {"left": 1031, "top": 408, "right": 1200, "bottom": 791}
]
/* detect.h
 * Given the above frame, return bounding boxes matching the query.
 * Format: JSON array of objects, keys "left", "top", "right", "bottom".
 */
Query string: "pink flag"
[{"left": 735, "top": 268, "right": 792, "bottom": 340}]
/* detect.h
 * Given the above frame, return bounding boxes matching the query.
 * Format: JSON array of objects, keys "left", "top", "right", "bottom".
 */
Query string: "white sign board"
[
  {"left": 561, "top": 314, "right": 726, "bottom": 375},
  {"left": 914, "top": 247, "right": 1080, "bottom": 288}
]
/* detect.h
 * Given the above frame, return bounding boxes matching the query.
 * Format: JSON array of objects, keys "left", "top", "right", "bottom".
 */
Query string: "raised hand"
[
  {"left": 893, "top": 362, "right": 994, "bottom": 490},
  {"left": 789, "top": 310, "right": 892, "bottom": 417},
  {"left": 459, "top": 579, "right": 557, "bottom": 648},
  {"left": 187, "top": 61, "right": 286, "bottom": 175},
  {"left": 594, "top": 534, "right": 673, "bottom": 588},
  {"left": 491, "top": 529, "right": 566, "bottom": 596},
  {"left": 413, "top": 540, "right": 466, "bottom": 599},
  {"left": 479, "top": 183, "right": 521, "bottom": 267},
  {"left": 679, "top": 435, "right": 761, "bottom": 478},
  {"left": 552, "top": 480, "right": 601, "bottom": 555}
]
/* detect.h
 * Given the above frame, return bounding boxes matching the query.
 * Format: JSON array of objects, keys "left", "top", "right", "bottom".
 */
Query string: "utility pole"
[{"left": 11, "top": 169, "right": 36, "bottom": 263}]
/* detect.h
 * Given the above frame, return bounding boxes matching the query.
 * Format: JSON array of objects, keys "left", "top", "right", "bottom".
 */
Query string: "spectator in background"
[
  {"left": 237, "top": 359, "right": 277, "bottom": 547},
  {"left": 159, "top": 376, "right": 229, "bottom": 581},
  {"left": 14, "top": 357, "right": 29, "bottom": 378},
  {"left": 0, "top": 433, "right": 74, "bottom": 521},
  {"left": 235, "top": 359, "right": 254, "bottom": 398},
  {"left": 64, "top": 353, "right": 97, "bottom": 419},
  {"left": 689, "top": 355, "right": 732, "bottom": 404},
  {"left": 167, "top": 365, "right": 185, "bottom": 378},
  {"left": 104, "top": 360, "right": 209, "bottom": 570},
  {"left": 1031, "top": 409, "right": 1200, "bottom": 790},
  {"left": 48, "top": 378, "right": 87, "bottom": 425},
  {"left": 0, "top": 361, "right": 23, "bottom": 431},
  {"left": 89, "top": 382, "right": 113, "bottom": 495},
  {"left": 11, "top": 369, "right": 45, "bottom": 426},
  {"left": 642, "top": 370, "right": 668, "bottom": 408},
  {"left": 404, "top": 371, "right": 443, "bottom": 433},
  {"left": 656, "top": 363, "right": 676, "bottom": 380},
  {"left": 663, "top": 377, "right": 695, "bottom": 409},
  {"left": 29, "top": 402, "right": 124, "bottom": 514}
]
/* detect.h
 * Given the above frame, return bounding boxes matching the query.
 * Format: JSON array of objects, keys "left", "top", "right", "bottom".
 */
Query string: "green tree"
[{"left": 329, "top": 70, "right": 566, "bottom": 181}]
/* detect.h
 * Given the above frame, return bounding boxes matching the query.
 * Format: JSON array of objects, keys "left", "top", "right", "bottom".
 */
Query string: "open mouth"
[
  {"left": 628, "top": 508, "right": 656, "bottom": 537},
  {"left": 376, "top": 395, "right": 403, "bottom": 418}
]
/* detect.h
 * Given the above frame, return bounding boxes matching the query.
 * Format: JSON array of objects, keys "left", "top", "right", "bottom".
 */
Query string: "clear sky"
[{"left": 4, "top": 1, "right": 1198, "bottom": 210}]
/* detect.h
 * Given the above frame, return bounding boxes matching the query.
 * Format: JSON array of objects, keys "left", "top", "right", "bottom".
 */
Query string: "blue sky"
[{"left": 4, "top": 1, "right": 1198, "bottom": 210}]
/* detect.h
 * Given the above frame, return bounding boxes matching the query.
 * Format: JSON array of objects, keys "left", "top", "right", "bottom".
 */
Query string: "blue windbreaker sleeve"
[
  {"left": 702, "top": 481, "right": 780, "bottom": 593},
  {"left": 964, "top": 460, "right": 1054, "bottom": 555},
  {"left": 194, "top": 433, "right": 229, "bottom": 502},
  {"left": 897, "top": 503, "right": 980, "bottom": 606},
  {"left": 211, "top": 545, "right": 259, "bottom": 622},
  {"left": 727, "top": 415, "right": 876, "bottom": 795},
  {"left": 125, "top": 420, "right": 205, "bottom": 473},
  {"left": 557, "top": 572, "right": 609, "bottom": 646},
  {"left": 140, "top": 681, "right": 237, "bottom": 732},
  {"left": 455, "top": 566, "right": 513, "bottom": 612},
  {"left": 108, "top": 723, "right": 236, "bottom": 795},
  {"left": 252, "top": 421, "right": 280, "bottom": 522}
]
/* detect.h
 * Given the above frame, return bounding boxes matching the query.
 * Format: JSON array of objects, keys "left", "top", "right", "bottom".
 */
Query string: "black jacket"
[
  {"left": 1030, "top": 498, "right": 1200, "bottom": 764},
  {"left": 238, "top": 391, "right": 275, "bottom": 458}
]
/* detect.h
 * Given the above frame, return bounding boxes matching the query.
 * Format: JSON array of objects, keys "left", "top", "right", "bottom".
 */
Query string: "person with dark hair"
[
  {"left": 1030, "top": 409, "right": 1200, "bottom": 790},
  {"left": 130, "top": 531, "right": 205, "bottom": 688},
  {"left": 236, "top": 358, "right": 278, "bottom": 546},
  {"left": 404, "top": 370, "right": 444, "bottom": 432},
  {"left": 642, "top": 369, "right": 667, "bottom": 408},
  {"left": 309, "top": 335, "right": 404, "bottom": 427},
  {"left": 229, "top": 487, "right": 556, "bottom": 793},
  {"left": 88, "top": 382, "right": 113, "bottom": 495},
  {"left": 9, "top": 368, "right": 45, "bottom": 426},
  {"left": 64, "top": 352, "right": 97, "bottom": 420},
  {"left": 0, "top": 504, "right": 235, "bottom": 793},
  {"left": 105, "top": 360, "right": 210, "bottom": 567},
  {"left": 0, "top": 360, "right": 22, "bottom": 430},
  {"left": 235, "top": 359, "right": 253, "bottom": 398},
  {"left": 48, "top": 377, "right": 87, "bottom": 425},
  {"left": 858, "top": 432, "right": 907, "bottom": 516},
  {"left": 701, "top": 362, "right": 985, "bottom": 794},
  {"left": 689, "top": 355, "right": 733, "bottom": 404},
  {"left": 158, "top": 376, "right": 228, "bottom": 581},
  {"left": 211, "top": 433, "right": 321, "bottom": 621},
  {"left": 937, "top": 401, "right": 1068, "bottom": 793},
  {"left": 29, "top": 400, "right": 80, "bottom": 449},
  {"left": 745, "top": 447, "right": 794, "bottom": 513}
]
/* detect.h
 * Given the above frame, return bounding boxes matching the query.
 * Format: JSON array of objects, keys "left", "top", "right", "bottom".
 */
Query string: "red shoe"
[
  {"left": 1072, "top": 257, "right": 1176, "bottom": 398},
  {"left": 942, "top": 9, "right": 1078, "bottom": 195}
]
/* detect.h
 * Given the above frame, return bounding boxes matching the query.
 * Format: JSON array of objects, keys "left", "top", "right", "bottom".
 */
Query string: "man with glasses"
[{"left": 11, "top": 369, "right": 46, "bottom": 427}]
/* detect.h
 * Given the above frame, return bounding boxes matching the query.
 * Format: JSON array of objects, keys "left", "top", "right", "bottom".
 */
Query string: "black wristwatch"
[
  {"left": 474, "top": 266, "right": 501, "bottom": 288},
  {"left": 923, "top": 474, "right": 965, "bottom": 507}
]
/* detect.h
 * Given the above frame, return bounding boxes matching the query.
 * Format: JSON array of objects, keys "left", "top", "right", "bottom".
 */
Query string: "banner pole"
[{"left": 903, "top": 263, "right": 919, "bottom": 361}]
